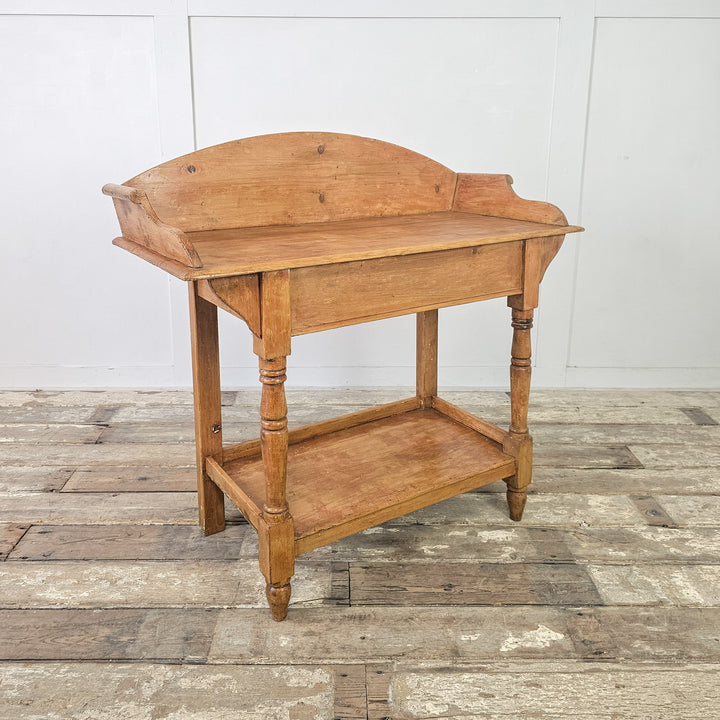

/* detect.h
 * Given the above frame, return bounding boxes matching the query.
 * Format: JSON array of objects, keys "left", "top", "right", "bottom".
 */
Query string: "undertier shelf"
[{"left": 219, "top": 406, "right": 516, "bottom": 554}]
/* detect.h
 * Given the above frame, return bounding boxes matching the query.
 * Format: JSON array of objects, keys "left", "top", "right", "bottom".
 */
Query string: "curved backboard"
[{"left": 127, "top": 132, "right": 457, "bottom": 232}]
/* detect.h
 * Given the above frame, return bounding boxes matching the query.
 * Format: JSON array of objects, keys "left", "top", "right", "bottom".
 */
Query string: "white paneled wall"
[{"left": 1, "top": 0, "right": 718, "bottom": 389}]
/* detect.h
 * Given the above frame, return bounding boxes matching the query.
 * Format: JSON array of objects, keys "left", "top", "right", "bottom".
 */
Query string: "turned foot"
[
  {"left": 506, "top": 488, "right": 527, "bottom": 522},
  {"left": 266, "top": 582, "right": 292, "bottom": 621}
]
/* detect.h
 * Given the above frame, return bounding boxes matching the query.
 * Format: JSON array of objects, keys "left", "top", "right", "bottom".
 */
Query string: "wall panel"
[
  {"left": 0, "top": 14, "right": 172, "bottom": 386},
  {"left": 568, "top": 18, "right": 720, "bottom": 385},
  {"left": 1, "top": 2, "right": 718, "bottom": 388}
]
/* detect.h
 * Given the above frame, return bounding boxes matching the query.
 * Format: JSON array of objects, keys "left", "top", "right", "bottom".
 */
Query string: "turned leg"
[
  {"left": 188, "top": 281, "right": 225, "bottom": 535},
  {"left": 257, "top": 356, "right": 295, "bottom": 620},
  {"left": 416, "top": 309, "right": 438, "bottom": 408},
  {"left": 254, "top": 270, "right": 294, "bottom": 621},
  {"left": 505, "top": 307, "right": 534, "bottom": 521}
]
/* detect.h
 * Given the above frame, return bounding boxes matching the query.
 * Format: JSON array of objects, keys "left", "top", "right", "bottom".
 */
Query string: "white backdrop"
[{"left": 1, "top": 0, "right": 719, "bottom": 389}]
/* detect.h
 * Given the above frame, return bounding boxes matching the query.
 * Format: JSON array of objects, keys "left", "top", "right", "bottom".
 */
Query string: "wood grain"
[
  {"left": 416, "top": 309, "right": 438, "bottom": 407},
  {"left": 290, "top": 241, "right": 522, "bottom": 333},
  {"left": 0, "top": 663, "right": 336, "bottom": 720},
  {"left": 196, "top": 274, "right": 261, "bottom": 335},
  {"left": 0, "top": 467, "right": 72, "bottom": 493},
  {"left": 0, "top": 423, "right": 102, "bottom": 444},
  {"left": 188, "top": 282, "right": 226, "bottom": 536},
  {"left": 223, "top": 408, "right": 515, "bottom": 554},
  {"left": 385, "top": 663, "right": 720, "bottom": 720},
  {"left": 0, "top": 491, "right": 241, "bottom": 525},
  {"left": 328, "top": 524, "right": 720, "bottom": 564},
  {"left": 8, "top": 523, "right": 252, "bottom": 561},
  {"left": 62, "top": 465, "right": 197, "bottom": 491},
  {"left": 351, "top": 562, "right": 602, "bottom": 606},
  {"left": 102, "top": 183, "right": 202, "bottom": 267},
  {"left": 0, "top": 608, "right": 218, "bottom": 660},
  {"left": 0, "top": 560, "right": 334, "bottom": 609},
  {"left": 186, "top": 211, "right": 579, "bottom": 280},
  {"left": 332, "top": 665, "right": 367, "bottom": 720},
  {"left": 221, "top": 398, "right": 420, "bottom": 463},
  {"left": 0, "top": 524, "right": 28, "bottom": 560},
  {"left": 127, "top": 132, "right": 456, "bottom": 231},
  {"left": 453, "top": 173, "right": 568, "bottom": 225},
  {"left": 210, "top": 606, "right": 720, "bottom": 663}
]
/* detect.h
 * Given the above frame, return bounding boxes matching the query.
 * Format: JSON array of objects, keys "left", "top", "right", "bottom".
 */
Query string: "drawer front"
[{"left": 290, "top": 241, "right": 523, "bottom": 334}]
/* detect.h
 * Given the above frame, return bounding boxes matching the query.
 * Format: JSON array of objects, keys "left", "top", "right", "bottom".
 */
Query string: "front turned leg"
[
  {"left": 258, "top": 356, "right": 295, "bottom": 621},
  {"left": 505, "top": 308, "right": 534, "bottom": 521}
]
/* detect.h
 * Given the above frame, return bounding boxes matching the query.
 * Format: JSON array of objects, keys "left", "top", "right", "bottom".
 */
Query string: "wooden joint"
[
  {"left": 452, "top": 173, "right": 568, "bottom": 225},
  {"left": 197, "top": 276, "right": 261, "bottom": 335},
  {"left": 104, "top": 183, "right": 203, "bottom": 268},
  {"left": 102, "top": 183, "right": 144, "bottom": 204},
  {"left": 262, "top": 507, "right": 291, "bottom": 522}
]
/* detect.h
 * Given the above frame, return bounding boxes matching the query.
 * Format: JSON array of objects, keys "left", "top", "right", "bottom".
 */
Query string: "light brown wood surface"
[
  {"left": 453, "top": 173, "right": 568, "bottom": 225},
  {"left": 103, "top": 132, "right": 584, "bottom": 621},
  {"left": 114, "top": 211, "right": 581, "bottom": 280},
  {"left": 416, "top": 309, "right": 438, "bottom": 408},
  {"left": 505, "top": 307, "right": 535, "bottom": 520},
  {"left": 102, "top": 183, "right": 202, "bottom": 268},
  {"left": 188, "top": 283, "right": 225, "bottom": 536},
  {"left": 223, "top": 408, "right": 515, "bottom": 555},
  {"left": 126, "top": 132, "right": 457, "bottom": 232},
  {"left": 289, "top": 240, "right": 522, "bottom": 334}
]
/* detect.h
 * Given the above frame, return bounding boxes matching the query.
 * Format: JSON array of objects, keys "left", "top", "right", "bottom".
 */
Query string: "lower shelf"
[{"left": 219, "top": 406, "right": 516, "bottom": 554}]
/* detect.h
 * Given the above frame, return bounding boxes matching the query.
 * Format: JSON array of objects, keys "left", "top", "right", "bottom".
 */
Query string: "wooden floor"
[{"left": 1, "top": 388, "right": 719, "bottom": 718}]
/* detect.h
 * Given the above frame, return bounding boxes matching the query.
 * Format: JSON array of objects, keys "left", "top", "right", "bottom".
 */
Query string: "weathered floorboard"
[
  {"left": 0, "top": 492, "right": 244, "bottom": 525},
  {"left": 653, "top": 495, "right": 720, "bottom": 526},
  {"left": 350, "top": 562, "right": 602, "bottom": 606},
  {"left": 62, "top": 466, "right": 197, "bottom": 492},
  {"left": 0, "top": 608, "right": 218, "bottom": 660},
  {"left": 629, "top": 444, "right": 720, "bottom": 468},
  {"left": 0, "top": 423, "right": 103, "bottom": 444},
  {"left": 329, "top": 524, "right": 720, "bottom": 564},
  {"left": 0, "top": 663, "right": 336, "bottom": 720},
  {"left": 0, "top": 467, "right": 73, "bottom": 493},
  {"left": 0, "top": 560, "right": 336, "bottom": 609},
  {"left": 390, "top": 493, "right": 645, "bottom": 527},
  {"left": 9, "top": 523, "right": 252, "bottom": 560},
  {"left": 588, "top": 564, "right": 720, "bottom": 606},
  {"left": 0, "top": 524, "right": 29, "bottom": 560},
  {"left": 209, "top": 606, "right": 720, "bottom": 663},
  {"left": 0, "top": 388, "right": 717, "bottom": 718},
  {"left": 526, "top": 467, "right": 719, "bottom": 495},
  {"left": 380, "top": 662, "right": 720, "bottom": 719},
  {"left": 532, "top": 444, "right": 642, "bottom": 469},
  {"left": 0, "top": 443, "right": 196, "bottom": 466}
]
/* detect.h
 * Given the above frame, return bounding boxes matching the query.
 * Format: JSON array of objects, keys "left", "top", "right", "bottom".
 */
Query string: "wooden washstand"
[{"left": 103, "top": 132, "right": 583, "bottom": 620}]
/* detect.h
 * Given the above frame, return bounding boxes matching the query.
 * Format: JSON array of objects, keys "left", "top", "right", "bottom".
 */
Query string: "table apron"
[{"left": 288, "top": 241, "right": 523, "bottom": 334}]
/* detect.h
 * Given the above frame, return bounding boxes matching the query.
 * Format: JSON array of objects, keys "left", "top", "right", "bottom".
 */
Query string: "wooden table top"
[{"left": 115, "top": 210, "right": 582, "bottom": 280}]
